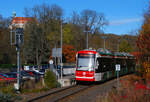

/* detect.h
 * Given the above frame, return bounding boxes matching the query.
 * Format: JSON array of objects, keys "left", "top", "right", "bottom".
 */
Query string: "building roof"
[
  {"left": 10, "top": 17, "right": 34, "bottom": 28},
  {"left": 12, "top": 17, "right": 33, "bottom": 24}
]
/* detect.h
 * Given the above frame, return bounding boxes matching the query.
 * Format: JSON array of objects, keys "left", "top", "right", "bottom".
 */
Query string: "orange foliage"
[
  {"left": 137, "top": 33, "right": 150, "bottom": 54},
  {"left": 143, "top": 62, "right": 150, "bottom": 79},
  {"left": 137, "top": 18, "right": 150, "bottom": 54},
  {"left": 63, "top": 44, "right": 76, "bottom": 63}
]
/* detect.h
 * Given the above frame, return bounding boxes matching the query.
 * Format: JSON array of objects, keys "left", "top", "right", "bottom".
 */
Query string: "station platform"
[{"left": 58, "top": 75, "right": 76, "bottom": 87}]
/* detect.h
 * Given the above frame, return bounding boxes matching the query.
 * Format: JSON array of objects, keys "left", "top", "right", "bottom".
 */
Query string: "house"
[{"left": 10, "top": 17, "right": 33, "bottom": 29}]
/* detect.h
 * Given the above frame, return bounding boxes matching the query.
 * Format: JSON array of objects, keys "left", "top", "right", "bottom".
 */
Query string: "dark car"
[
  {"left": 0, "top": 73, "right": 16, "bottom": 81},
  {"left": 25, "top": 70, "right": 44, "bottom": 76},
  {"left": 5, "top": 72, "right": 17, "bottom": 78},
  {"left": 23, "top": 70, "right": 42, "bottom": 81},
  {"left": 21, "top": 70, "right": 34, "bottom": 79}
]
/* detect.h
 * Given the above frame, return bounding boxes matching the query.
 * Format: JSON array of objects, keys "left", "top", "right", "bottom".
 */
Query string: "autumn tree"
[
  {"left": 24, "top": 21, "right": 46, "bottom": 65},
  {"left": 119, "top": 39, "right": 133, "bottom": 52},
  {"left": 23, "top": 4, "right": 63, "bottom": 67},
  {"left": 136, "top": 2, "right": 150, "bottom": 55},
  {"left": 0, "top": 15, "right": 14, "bottom": 64},
  {"left": 136, "top": 2, "right": 150, "bottom": 80},
  {"left": 137, "top": 18, "right": 150, "bottom": 55},
  {"left": 63, "top": 44, "right": 76, "bottom": 63},
  {"left": 62, "top": 23, "right": 73, "bottom": 45},
  {"left": 69, "top": 10, "right": 107, "bottom": 49}
]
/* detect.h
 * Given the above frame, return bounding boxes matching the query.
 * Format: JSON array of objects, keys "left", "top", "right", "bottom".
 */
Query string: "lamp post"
[
  {"left": 117, "top": 36, "right": 122, "bottom": 52},
  {"left": 10, "top": 27, "right": 24, "bottom": 92},
  {"left": 101, "top": 36, "right": 107, "bottom": 49},
  {"left": 60, "top": 20, "right": 63, "bottom": 80},
  {"left": 84, "top": 27, "right": 91, "bottom": 49},
  {"left": 118, "top": 39, "right": 120, "bottom": 52}
]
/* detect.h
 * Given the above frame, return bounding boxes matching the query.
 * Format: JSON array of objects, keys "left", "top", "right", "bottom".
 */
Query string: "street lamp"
[
  {"left": 118, "top": 39, "right": 120, "bottom": 52},
  {"left": 10, "top": 27, "right": 24, "bottom": 92},
  {"left": 101, "top": 36, "right": 107, "bottom": 49},
  {"left": 84, "top": 27, "right": 91, "bottom": 49},
  {"left": 60, "top": 20, "right": 63, "bottom": 80},
  {"left": 117, "top": 36, "right": 122, "bottom": 52}
]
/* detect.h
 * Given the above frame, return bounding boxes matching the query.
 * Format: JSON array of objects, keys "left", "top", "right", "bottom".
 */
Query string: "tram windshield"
[{"left": 77, "top": 54, "right": 95, "bottom": 71}]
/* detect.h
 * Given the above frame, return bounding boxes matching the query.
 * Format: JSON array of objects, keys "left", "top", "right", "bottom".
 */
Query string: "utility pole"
[
  {"left": 118, "top": 36, "right": 122, "bottom": 52},
  {"left": 84, "top": 27, "right": 91, "bottom": 49},
  {"left": 60, "top": 20, "right": 63, "bottom": 80},
  {"left": 101, "top": 36, "right": 107, "bottom": 49}
]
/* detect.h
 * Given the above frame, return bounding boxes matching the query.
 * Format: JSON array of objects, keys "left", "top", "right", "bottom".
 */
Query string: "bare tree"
[
  {"left": 68, "top": 9, "right": 107, "bottom": 49},
  {"left": 70, "top": 9, "right": 107, "bottom": 34},
  {"left": 23, "top": 4, "right": 63, "bottom": 68}
]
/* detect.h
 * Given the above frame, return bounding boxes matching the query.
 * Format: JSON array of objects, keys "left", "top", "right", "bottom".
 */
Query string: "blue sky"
[{"left": 0, "top": 0, "right": 149, "bottom": 35}]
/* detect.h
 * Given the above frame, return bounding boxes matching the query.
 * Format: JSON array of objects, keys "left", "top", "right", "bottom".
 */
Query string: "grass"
[
  {"left": 97, "top": 75, "right": 150, "bottom": 102},
  {"left": 0, "top": 85, "right": 22, "bottom": 102}
]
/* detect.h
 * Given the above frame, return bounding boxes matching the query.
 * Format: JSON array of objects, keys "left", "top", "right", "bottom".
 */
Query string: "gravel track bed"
[
  {"left": 20, "top": 86, "right": 74, "bottom": 102},
  {"left": 27, "top": 85, "right": 89, "bottom": 102},
  {"left": 20, "top": 74, "right": 133, "bottom": 102},
  {"left": 58, "top": 75, "right": 132, "bottom": 102}
]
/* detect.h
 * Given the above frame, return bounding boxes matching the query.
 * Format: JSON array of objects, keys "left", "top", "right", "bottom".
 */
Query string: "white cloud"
[{"left": 109, "top": 18, "right": 143, "bottom": 26}]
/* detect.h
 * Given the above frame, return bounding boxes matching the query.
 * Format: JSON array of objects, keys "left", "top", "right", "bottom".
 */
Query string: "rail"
[{"left": 27, "top": 85, "right": 92, "bottom": 102}]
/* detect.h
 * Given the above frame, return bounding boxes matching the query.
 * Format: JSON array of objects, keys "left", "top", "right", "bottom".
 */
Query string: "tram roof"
[
  {"left": 97, "top": 48, "right": 113, "bottom": 56},
  {"left": 97, "top": 48, "right": 134, "bottom": 58},
  {"left": 78, "top": 49, "right": 97, "bottom": 54},
  {"left": 77, "top": 48, "right": 135, "bottom": 59}
]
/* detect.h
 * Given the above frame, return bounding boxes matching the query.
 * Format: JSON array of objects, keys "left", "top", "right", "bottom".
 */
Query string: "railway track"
[
  {"left": 26, "top": 74, "right": 133, "bottom": 102},
  {"left": 27, "top": 85, "right": 92, "bottom": 102}
]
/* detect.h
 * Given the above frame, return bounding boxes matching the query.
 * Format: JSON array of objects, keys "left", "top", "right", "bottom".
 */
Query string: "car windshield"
[{"left": 77, "top": 54, "right": 95, "bottom": 71}]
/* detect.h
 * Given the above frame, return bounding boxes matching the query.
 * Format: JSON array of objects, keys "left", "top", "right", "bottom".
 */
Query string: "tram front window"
[{"left": 77, "top": 54, "right": 95, "bottom": 71}]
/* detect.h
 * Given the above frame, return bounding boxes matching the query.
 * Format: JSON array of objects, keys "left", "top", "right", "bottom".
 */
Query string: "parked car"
[
  {"left": 0, "top": 73, "right": 16, "bottom": 81},
  {"left": 5, "top": 72, "right": 17, "bottom": 78},
  {"left": 25, "top": 70, "right": 44, "bottom": 76},
  {"left": 21, "top": 70, "right": 34, "bottom": 79},
  {"left": 33, "top": 69, "right": 45, "bottom": 75}
]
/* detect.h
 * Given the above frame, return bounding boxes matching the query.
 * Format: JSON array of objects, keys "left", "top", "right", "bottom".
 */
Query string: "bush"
[
  {"left": 0, "top": 85, "right": 21, "bottom": 102},
  {"left": 97, "top": 75, "right": 150, "bottom": 102},
  {"left": 44, "top": 70, "right": 58, "bottom": 88},
  {"left": 0, "top": 91, "right": 21, "bottom": 102},
  {"left": 0, "top": 92, "right": 13, "bottom": 102},
  {"left": 0, "top": 85, "right": 14, "bottom": 94},
  {"left": 0, "top": 64, "right": 16, "bottom": 69}
]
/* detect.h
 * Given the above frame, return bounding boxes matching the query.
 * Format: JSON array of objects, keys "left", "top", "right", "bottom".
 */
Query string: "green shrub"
[
  {"left": 44, "top": 70, "right": 58, "bottom": 88},
  {"left": 0, "top": 64, "right": 16, "bottom": 69},
  {"left": 0, "top": 85, "right": 21, "bottom": 102},
  {"left": 0, "top": 91, "right": 21, "bottom": 102},
  {"left": 0, "top": 92, "right": 13, "bottom": 102},
  {"left": 1, "top": 85, "right": 14, "bottom": 94}
]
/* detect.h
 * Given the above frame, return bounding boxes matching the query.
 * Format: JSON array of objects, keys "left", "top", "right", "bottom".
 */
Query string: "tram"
[{"left": 75, "top": 48, "right": 136, "bottom": 82}]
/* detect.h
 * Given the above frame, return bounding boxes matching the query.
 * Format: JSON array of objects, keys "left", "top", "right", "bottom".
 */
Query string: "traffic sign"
[
  {"left": 49, "top": 60, "right": 53, "bottom": 64},
  {"left": 115, "top": 64, "right": 120, "bottom": 71},
  {"left": 52, "top": 48, "right": 62, "bottom": 57}
]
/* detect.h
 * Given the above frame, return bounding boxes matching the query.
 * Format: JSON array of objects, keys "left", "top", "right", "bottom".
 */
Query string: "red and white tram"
[{"left": 75, "top": 48, "right": 136, "bottom": 82}]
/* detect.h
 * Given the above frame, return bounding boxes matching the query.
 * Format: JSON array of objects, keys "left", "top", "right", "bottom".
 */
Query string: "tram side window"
[
  {"left": 122, "top": 59, "right": 127, "bottom": 68},
  {"left": 96, "top": 58, "right": 113, "bottom": 73},
  {"left": 127, "top": 59, "right": 135, "bottom": 68},
  {"left": 116, "top": 59, "right": 127, "bottom": 69}
]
